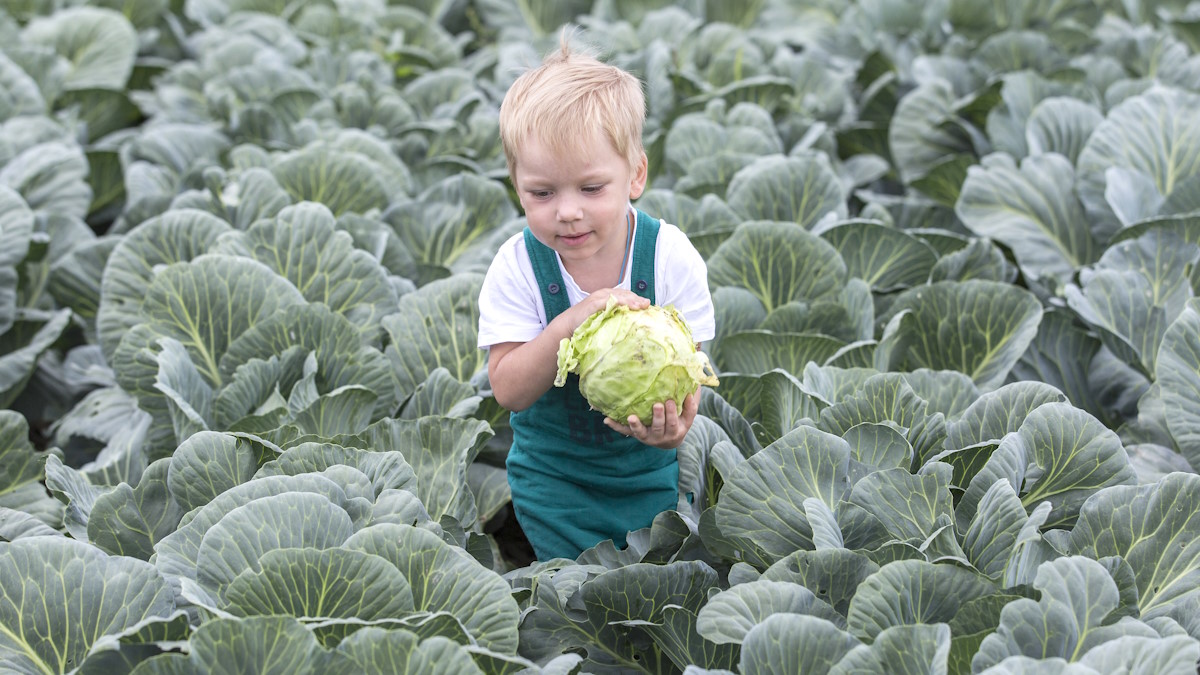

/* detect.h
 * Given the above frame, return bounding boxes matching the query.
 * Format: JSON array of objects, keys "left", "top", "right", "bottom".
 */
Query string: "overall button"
[
  {"left": 635, "top": 280, "right": 647, "bottom": 291},
  {"left": 548, "top": 283, "right": 560, "bottom": 294}
]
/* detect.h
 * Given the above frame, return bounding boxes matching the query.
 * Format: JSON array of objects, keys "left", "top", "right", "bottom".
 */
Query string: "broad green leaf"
[
  {"left": 400, "top": 367, "right": 481, "bottom": 420},
  {"left": 1078, "top": 85, "right": 1200, "bottom": 234},
  {"left": 717, "top": 331, "right": 846, "bottom": 377},
  {"left": 707, "top": 220, "right": 847, "bottom": 312},
  {"left": 830, "top": 623, "right": 952, "bottom": 675},
  {"left": 355, "top": 417, "right": 492, "bottom": 528},
  {"left": 891, "top": 80, "right": 975, "bottom": 185},
  {"left": 114, "top": 255, "right": 305, "bottom": 391},
  {"left": 0, "top": 52, "right": 45, "bottom": 119},
  {"left": 1026, "top": 97, "right": 1104, "bottom": 164},
  {"left": 944, "top": 381, "right": 1067, "bottom": 451},
  {"left": 929, "top": 237, "right": 1017, "bottom": 284},
  {"left": 1064, "top": 230, "right": 1198, "bottom": 378},
  {"left": 256, "top": 442, "right": 416, "bottom": 498},
  {"left": 0, "top": 410, "right": 59, "bottom": 529},
  {"left": 0, "top": 507, "right": 59, "bottom": 541},
  {"left": 696, "top": 579, "right": 843, "bottom": 644},
  {"left": 0, "top": 308, "right": 72, "bottom": 408},
  {"left": 194, "top": 492, "right": 357, "bottom": 603},
  {"left": 381, "top": 274, "right": 486, "bottom": 403},
  {"left": 582, "top": 561, "right": 720, "bottom": 672},
  {"left": 217, "top": 202, "right": 398, "bottom": 329},
  {"left": 1070, "top": 473, "right": 1200, "bottom": 622},
  {"left": 761, "top": 548, "right": 880, "bottom": 618},
  {"left": 973, "top": 556, "right": 1161, "bottom": 670},
  {"left": 129, "top": 616, "right": 329, "bottom": 675},
  {"left": 846, "top": 559, "right": 994, "bottom": 640},
  {"left": 221, "top": 303, "right": 398, "bottom": 420},
  {"left": 88, "top": 457, "right": 184, "bottom": 560},
  {"left": 963, "top": 402, "right": 1136, "bottom": 529},
  {"left": 956, "top": 152, "right": 1098, "bottom": 284},
  {"left": 725, "top": 154, "right": 846, "bottom": 228},
  {"left": 329, "top": 629, "right": 485, "bottom": 675},
  {"left": 382, "top": 173, "right": 517, "bottom": 280},
  {"left": 343, "top": 523, "right": 520, "bottom": 653},
  {"left": 901, "top": 369, "right": 979, "bottom": 420},
  {"left": 1154, "top": 299, "right": 1200, "bottom": 469},
  {"left": 739, "top": 614, "right": 860, "bottom": 675},
  {"left": 1010, "top": 310, "right": 1108, "bottom": 425},
  {"left": 97, "top": 209, "right": 232, "bottom": 362},
  {"left": 819, "top": 220, "right": 939, "bottom": 291},
  {"left": 0, "top": 140, "right": 92, "bottom": 220},
  {"left": 714, "top": 426, "right": 852, "bottom": 565},
  {"left": 848, "top": 468, "right": 954, "bottom": 543},
  {"left": 817, "top": 373, "right": 945, "bottom": 464},
  {"left": 166, "top": 431, "right": 257, "bottom": 514},
  {"left": 961, "top": 479, "right": 1032, "bottom": 579},
  {"left": 21, "top": 7, "right": 136, "bottom": 91},
  {"left": 0, "top": 186, "right": 32, "bottom": 335},
  {"left": 153, "top": 473, "right": 366, "bottom": 589},
  {"left": 0, "top": 537, "right": 175, "bottom": 675},
  {"left": 1077, "top": 634, "right": 1200, "bottom": 674},
  {"left": 271, "top": 146, "right": 390, "bottom": 217},
  {"left": 878, "top": 280, "right": 1043, "bottom": 390},
  {"left": 223, "top": 548, "right": 414, "bottom": 635}
]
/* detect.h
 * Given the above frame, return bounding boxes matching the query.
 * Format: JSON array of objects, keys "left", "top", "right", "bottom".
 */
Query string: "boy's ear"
[{"left": 629, "top": 152, "right": 649, "bottom": 199}]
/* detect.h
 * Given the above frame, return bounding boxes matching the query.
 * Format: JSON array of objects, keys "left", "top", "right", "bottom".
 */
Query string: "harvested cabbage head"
[{"left": 555, "top": 297, "right": 719, "bottom": 425}]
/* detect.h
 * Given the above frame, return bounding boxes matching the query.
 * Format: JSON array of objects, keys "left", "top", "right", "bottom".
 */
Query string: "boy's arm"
[{"left": 488, "top": 288, "right": 649, "bottom": 411}]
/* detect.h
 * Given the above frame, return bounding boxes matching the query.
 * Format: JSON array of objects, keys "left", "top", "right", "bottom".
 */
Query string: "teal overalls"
[{"left": 506, "top": 209, "right": 679, "bottom": 561}]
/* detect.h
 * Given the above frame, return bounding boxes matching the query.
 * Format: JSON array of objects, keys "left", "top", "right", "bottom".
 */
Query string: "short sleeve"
[
  {"left": 477, "top": 234, "right": 546, "bottom": 349},
  {"left": 654, "top": 223, "right": 715, "bottom": 343}
]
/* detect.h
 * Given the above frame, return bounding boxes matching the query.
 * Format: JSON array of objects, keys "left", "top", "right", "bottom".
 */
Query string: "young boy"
[{"left": 477, "top": 36, "right": 716, "bottom": 561}]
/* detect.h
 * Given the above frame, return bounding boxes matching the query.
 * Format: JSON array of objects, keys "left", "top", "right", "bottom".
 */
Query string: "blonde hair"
[{"left": 498, "top": 31, "right": 646, "bottom": 176}]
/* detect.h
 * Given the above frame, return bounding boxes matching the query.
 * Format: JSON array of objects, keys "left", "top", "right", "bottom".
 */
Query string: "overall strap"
[
  {"left": 630, "top": 208, "right": 659, "bottom": 304},
  {"left": 523, "top": 227, "right": 571, "bottom": 321}
]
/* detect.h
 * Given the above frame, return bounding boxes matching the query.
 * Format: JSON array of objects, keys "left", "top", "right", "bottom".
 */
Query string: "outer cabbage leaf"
[
  {"left": 695, "top": 579, "right": 843, "bottom": 644},
  {"left": 269, "top": 146, "right": 390, "bottom": 218},
  {"left": 737, "top": 614, "right": 860, "bottom": 675},
  {"left": 1154, "top": 299, "right": 1200, "bottom": 469},
  {"left": 97, "top": 208, "right": 232, "bottom": 362},
  {"left": 214, "top": 202, "right": 398, "bottom": 329},
  {"left": 0, "top": 537, "right": 175, "bottom": 675},
  {"left": 1077, "top": 85, "right": 1200, "bottom": 234},
  {"left": 846, "top": 559, "right": 995, "bottom": 640},
  {"left": 1064, "top": 230, "right": 1198, "bottom": 378},
  {"left": 88, "top": 457, "right": 185, "bottom": 560},
  {"left": 959, "top": 402, "right": 1136, "bottom": 529},
  {"left": 382, "top": 274, "right": 486, "bottom": 404},
  {"left": 0, "top": 140, "right": 92, "bottom": 220},
  {"left": 343, "top": 523, "right": 520, "bottom": 653},
  {"left": 725, "top": 154, "right": 846, "bottom": 228},
  {"left": 819, "top": 220, "right": 939, "bottom": 292},
  {"left": 707, "top": 220, "right": 847, "bottom": 313},
  {"left": 956, "top": 153, "right": 1099, "bottom": 285},
  {"left": 973, "top": 556, "right": 1165, "bottom": 671},
  {"left": 20, "top": 7, "right": 136, "bottom": 91},
  {"left": 878, "top": 280, "right": 1042, "bottom": 390},
  {"left": 381, "top": 172, "right": 517, "bottom": 282},
  {"left": 1070, "top": 473, "right": 1200, "bottom": 623},
  {"left": 355, "top": 416, "right": 492, "bottom": 529},
  {"left": 830, "top": 623, "right": 952, "bottom": 675},
  {"left": 221, "top": 303, "right": 398, "bottom": 420},
  {"left": 714, "top": 426, "right": 852, "bottom": 566}
]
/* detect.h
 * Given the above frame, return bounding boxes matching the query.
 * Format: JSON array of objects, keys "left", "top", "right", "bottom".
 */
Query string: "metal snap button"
[
  {"left": 548, "top": 283, "right": 560, "bottom": 294},
  {"left": 635, "top": 280, "right": 647, "bottom": 291}
]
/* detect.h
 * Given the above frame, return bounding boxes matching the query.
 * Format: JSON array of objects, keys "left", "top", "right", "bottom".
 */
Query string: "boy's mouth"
[{"left": 559, "top": 232, "right": 591, "bottom": 246}]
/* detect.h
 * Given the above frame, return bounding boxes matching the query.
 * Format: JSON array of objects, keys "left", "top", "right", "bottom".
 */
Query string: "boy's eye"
[
  {"left": 530, "top": 190, "right": 552, "bottom": 199},
  {"left": 582, "top": 185, "right": 603, "bottom": 193}
]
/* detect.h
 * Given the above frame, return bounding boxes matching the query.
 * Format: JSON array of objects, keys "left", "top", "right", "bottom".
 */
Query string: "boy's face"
[{"left": 512, "top": 131, "right": 647, "bottom": 274}]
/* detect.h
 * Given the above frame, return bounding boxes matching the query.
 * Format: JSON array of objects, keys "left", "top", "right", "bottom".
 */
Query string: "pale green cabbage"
[{"left": 555, "top": 297, "right": 719, "bottom": 425}]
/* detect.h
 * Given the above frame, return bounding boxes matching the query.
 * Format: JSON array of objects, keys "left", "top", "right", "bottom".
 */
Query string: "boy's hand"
[
  {"left": 605, "top": 391, "right": 700, "bottom": 449},
  {"left": 562, "top": 288, "right": 649, "bottom": 334}
]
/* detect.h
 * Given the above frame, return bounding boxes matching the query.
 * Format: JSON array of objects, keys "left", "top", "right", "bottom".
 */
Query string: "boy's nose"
[{"left": 556, "top": 199, "right": 583, "bottom": 222}]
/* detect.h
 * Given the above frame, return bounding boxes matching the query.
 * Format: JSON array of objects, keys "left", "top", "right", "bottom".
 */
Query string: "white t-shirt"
[{"left": 477, "top": 214, "right": 715, "bottom": 349}]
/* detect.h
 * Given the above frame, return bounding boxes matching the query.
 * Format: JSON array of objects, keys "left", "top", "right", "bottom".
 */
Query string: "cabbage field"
[{"left": 3, "top": 0, "right": 1200, "bottom": 673}]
